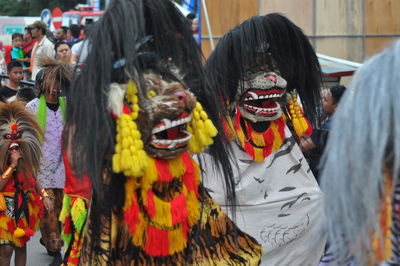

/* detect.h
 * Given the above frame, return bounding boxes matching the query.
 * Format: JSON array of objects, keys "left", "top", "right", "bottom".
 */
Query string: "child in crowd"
[
  {"left": 11, "top": 33, "right": 29, "bottom": 68},
  {"left": 0, "top": 61, "right": 23, "bottom": 102}
]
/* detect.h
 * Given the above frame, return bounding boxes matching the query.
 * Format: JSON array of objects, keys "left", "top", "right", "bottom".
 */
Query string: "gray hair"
[{"left": 320, "top": 40, "right": 400, "bottom": 263}]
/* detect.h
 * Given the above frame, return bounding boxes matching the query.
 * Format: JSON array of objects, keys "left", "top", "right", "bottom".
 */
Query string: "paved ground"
[{"left": 11, "top": 232, "right": 58, "bottom": 266}]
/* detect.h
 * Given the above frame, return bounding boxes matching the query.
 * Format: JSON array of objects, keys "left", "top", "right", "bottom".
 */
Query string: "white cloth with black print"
[{"left": 200, "top": 126, "right": 326, "bottom": 266}]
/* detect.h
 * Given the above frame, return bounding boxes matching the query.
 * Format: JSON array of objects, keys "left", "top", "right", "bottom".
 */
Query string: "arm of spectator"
[{"left": 300, "top": 137, "right": 316, "bottom": 151}]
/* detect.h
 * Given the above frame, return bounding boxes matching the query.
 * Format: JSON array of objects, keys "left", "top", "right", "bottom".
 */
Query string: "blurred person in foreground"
[{"left": 320, "top": 40, "right": 400, "bottom": 265}]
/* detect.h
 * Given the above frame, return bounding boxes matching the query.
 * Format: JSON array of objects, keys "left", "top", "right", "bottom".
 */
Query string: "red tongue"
[
  {"left": 167, "top": 127, "right": 180, "bottom": 139},
  {"left": 261, "top": 100, "right": 276, "bottom": 108}
]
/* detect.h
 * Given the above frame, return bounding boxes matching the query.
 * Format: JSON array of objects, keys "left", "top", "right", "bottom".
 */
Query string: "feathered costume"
[
  {"left": 320, "top": 40, "right": 400, "bottom": 265},
  {"left": 0, "top": 101, "right": 43, "bottom": 247},
  {"left": 63, "top": 0, "right": 261, "bottom": 264},
  {"left": 201, "top": 13, "right": 326, "bottom": 265}
]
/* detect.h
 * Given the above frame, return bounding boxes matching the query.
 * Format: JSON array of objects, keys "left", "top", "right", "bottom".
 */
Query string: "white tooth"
[
  {"left": 168, "top": 142, "right": 177, "bottom": 149},
  {"left": 255, "top": 108, "right": 262, "bottom": 114},
  {"left": 259, "top": 95, "right": 265, "bottom": 99},
  {"left": 165, "top": 139, "right": 172, "bottom": 144},
  {"left": 162, "top": 119, "right": 172, "bottom": 129},
  {"left": 248, "top": 91, "right": 258, "bottom": 100},
  {"left": 171, "top": 120, "right": 177, "bottom": 127}
]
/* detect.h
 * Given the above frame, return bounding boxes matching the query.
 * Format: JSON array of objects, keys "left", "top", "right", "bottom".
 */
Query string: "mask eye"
[
  {"left": 4, "top": 134, "right": 11, "bottom": 140},
  {"left": 16, "top": 132, "right": 21, "bottom": 139},
  {"left": 147, "top": 89, "right": 157, "bottom": 98}
]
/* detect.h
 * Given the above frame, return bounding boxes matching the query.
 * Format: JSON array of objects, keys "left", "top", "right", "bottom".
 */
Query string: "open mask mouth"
[
  {"left": 149, "top": 113, "right": 192, "bottom": 150},
  {"left": 239, "top": 87, "right": 285, "bottom": 117},
  {"left": 8, "top": 142, "right": 19, "bottom": 151}
]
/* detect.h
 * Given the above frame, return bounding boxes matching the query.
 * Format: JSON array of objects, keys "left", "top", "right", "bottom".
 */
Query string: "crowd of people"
[{"left": 0, "top": 0, "right": 399, "bottom": 266}]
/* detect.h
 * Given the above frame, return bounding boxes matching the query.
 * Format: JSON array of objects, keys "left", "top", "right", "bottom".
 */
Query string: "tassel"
[
  {"left": 153, "top": 193, "right": 173, "bottom": 228},
  {"left": 144, "top": 226, "right": 170, "bottom": 257},
  {"left": 70, "top": 197, "right": 88, "bottom": 232},
  {"left": 62, "top": 216, "right": 72, "bottom": 247},
  {"left": 14, "top": 227, "right": 25, "bottom": 238},
  {"left": 59, "top": 194, "right": 71, "bottom": 222},
  {"left": 24, "top": 227, "right": 34, "bottom": 238}
]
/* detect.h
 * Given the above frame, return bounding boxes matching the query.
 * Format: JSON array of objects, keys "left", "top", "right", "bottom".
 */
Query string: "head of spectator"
[
  {"left": 11, "top": 33, "right": 24, "bottom": 49},
  {"left": 186, "top": 13, "right": 198, "bottom": 34},
  {"left": 55, "top": 41, "right": 72, "bottom": 64},
  {"left": 67, "top": 24, "right": 81, "bottom": 42},
  {"left": 6, "top": 61, "right": 23, "bottom": 88},
  {"left": 28, "top": 20, "right": 47, "bottom": 41},
  {"left": 322, "top": 85, "right": 346, "bottom": 116},
  {"left": 55, "top": 26, "right": 68, "bottom": 41},
  {"left": 24, "top": 26, "right": 33, "bottom": 42}
]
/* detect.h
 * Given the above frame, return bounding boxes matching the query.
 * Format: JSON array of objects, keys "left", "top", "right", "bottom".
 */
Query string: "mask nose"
[
  {"left": 264, "top": 74, "right": 277, "bottom": 83},
  {"left": 173, "top": 90, "right": 186, "bottom": 104}
]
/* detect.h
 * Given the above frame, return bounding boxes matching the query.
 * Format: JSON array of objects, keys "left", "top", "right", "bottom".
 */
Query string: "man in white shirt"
[{"left": 29, "top": 21, "right": 55, "bottom": 80}]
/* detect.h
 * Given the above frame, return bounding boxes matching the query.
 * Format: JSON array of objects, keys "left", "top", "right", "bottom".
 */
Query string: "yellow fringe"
[
  {"left": 152, "top": 194, "right": 173, "bottom": 228},
  {"left": 132, "top": 214, "right": 146, "bottom": 248},
  {"left": 168, "top": 225, "right": 187, "bottom": 255},
  {"left": 250, "top": 131, "right": 265, "bottom": 162},
  {"left": 0, "top": 195, "right": 6, "bottom": 212},
  {"left": 168, "top": 156, "right": 185, "bottom": 178},
  {"left": 271, "top": 121, "right": 284, "bottom": 151},
  {"left": 186, "top": 190, "right": 200, "bottom": 227}
]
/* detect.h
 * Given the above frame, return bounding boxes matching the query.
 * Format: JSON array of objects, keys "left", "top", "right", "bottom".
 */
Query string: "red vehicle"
[{"left": 62, "top": 6, "right": 103, "bottom": 27}]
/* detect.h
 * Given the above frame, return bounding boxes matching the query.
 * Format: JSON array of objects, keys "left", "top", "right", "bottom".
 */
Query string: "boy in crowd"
[
  {"left": 11, "top": 33, "right": 29, "bottom": 68},
  {"left": 0, "top": 61, "right": 23, "bottom": 101}
]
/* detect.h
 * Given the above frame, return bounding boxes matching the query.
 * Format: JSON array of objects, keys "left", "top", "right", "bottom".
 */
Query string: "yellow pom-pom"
[
  {"left": 195, "top": 102, "right": 202, "bottom": 111},
  {"left": 204, "top": 119, "right": 218, "bottom": 137},
  {"left": 193, "top": 111, "right": 200, "bottom": 121},
  {"left": 113, "top": 154, "right": 121, "bottom": 173},
  {"left": 132, "top": 104, "right": 139, "bottom": 113},
  {"left": 122, "top": 127, "right": 130, "bottom": 136},
  {"left": 132, "top": 130, "right": 141, "bottom": 140},
  {"left": 122, "top": 138, "right": 130, "bottom": 149},
  {"left": 131, "top": 112, "right": 138, "bottom": 120},
  {"left": 115, "top": 143, "right": 122, "bottom": 153},
  {"left": 127, "top": 80, "right": 138, "bottom": 94},
  {"left": 14, "top": 228, "right": 25, "bottom": 238},
  {"left": 200, "top": 111, "right": 208, "bottom": 120},
  {"left": 292, "top": 118, "right": 304, "bottom": 138}
]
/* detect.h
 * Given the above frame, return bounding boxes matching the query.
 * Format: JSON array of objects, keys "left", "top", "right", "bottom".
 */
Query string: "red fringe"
[
  {"left": 155, "top": 159, "right": 173, "bottom": 182},
  {"left": 170, "top": 193, "right": 187, "bottom": 226},
  {"left": 182, "top": 222, "right": 189, "bottom": 242},
  {"left": 145, "top": 190, "right": 156, "bottom": 218},
  {"left": 144, "top": 226, "right": 170, "bottom": 257},
  {"left": 24, "top": 228, "right": 34, "bottom": 238},
  {"left": 63, "top": 217, "right": 72, "bottom": 235},
  {"left": 262, "top": 127, "right": 274, "bottom": 158},
  {"left": 304, "top": 118, "right": 313, "bottom": 136},
  {"left": 181, "top": 154, "right": 199, "bottom": 197},
  {"left": 124, "top": 192, "right": 140, "bottom": 234}
]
